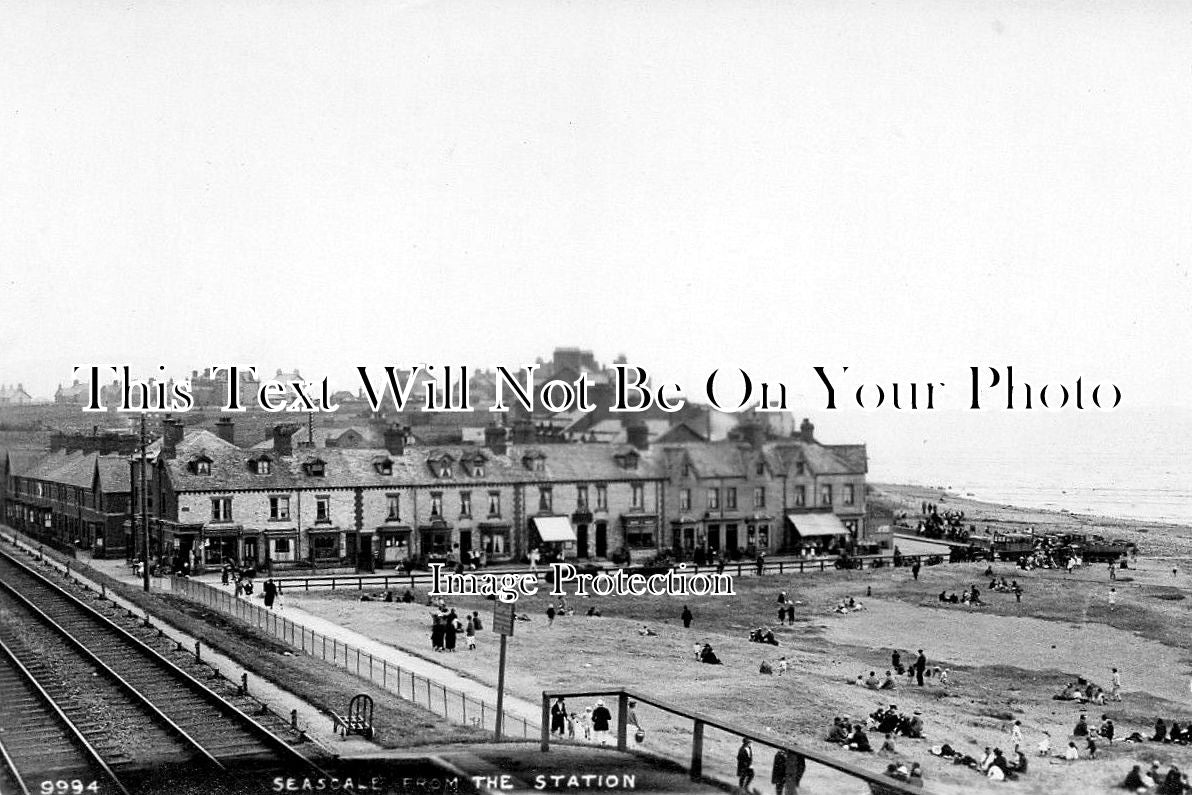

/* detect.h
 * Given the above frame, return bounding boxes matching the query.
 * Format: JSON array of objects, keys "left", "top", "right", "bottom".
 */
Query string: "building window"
[
  {"left": 306, "top": 460, "right": 325, "bottom": 477},
  {"left": 269, "top": 496, "right": 290, "bottom": 520},
  {"left": 821, "top": 484, "right": 833, "bottom": 506},
  {"left": 843, "top": 484, "right": 855, "bottom": 506},
  {"left": 726, "top": 488, "right": 737, "bottom": 510},
  {"left": 311, "top": 533, "right": 339, "bottom": 560},
  {"left": 256, "top": 459, "right": 272, "bottom": 475},
  {"left": 707, "top": 488, "right": 720, "bottom": 510},
  {"left": 211, "top": 497, "right": 232, "bottom": 523},
  {"left": 275, "top": 538, "right": 291, "bottom": 553},
  {"left": 196, "top": 460, "right": 211, "bottom": 475},
  {"left": 679, "top": 488, "right": 691, "bottom": 512},
  {"left": 430, "top": 492, "right": 443, "bottom": 517},
  {"left": 595, "top": 484, "right": 608, "bottom": 511},
  {"left": 576, "top": 485, "right": 588, "bottom": 510},
  {"left": 753, "top": 487, "right": 765, "bottom": 508},
  {"left": 315, "top": 496, "right": 330, "bottom": 523},
  {"left": 439, "top": 463, "right": 452, "bottom": 478},
  {"left": 682, "top": 463, "right": 692, "bottom": 479},
  {"left": 794, "top": 485, "right": 806, "bottom": 507},
  {"left": 474, "top": 464, "right": 485, "bottom": 478},
  {"left": 459, "top": 491, "right": 472, "bottom": 518},
  {"left": 626, "top": 525, "right": 655, "bottom": 549},
  {"left": 631, "top": 483, "right": 644, "bottom": 509},
  {"left": 538, "top": 487, "right": 553, "bottom": 513},
  {"left": 482, "top": 527, "right": 508, "bottom": 556},
  {"left": 487, "top": 491, "right": 501, "bottom": 518},
  {"left": 756, "top": 462, "right": 766, "bottom": 476},
  {"left": 386, "top": 494, "right": 400, "bottom": 521}
]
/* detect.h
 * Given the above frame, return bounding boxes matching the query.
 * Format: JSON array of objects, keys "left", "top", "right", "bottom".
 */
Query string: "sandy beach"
[{"left": 278, "top": 485, "right": 1192, "bottom": 794}]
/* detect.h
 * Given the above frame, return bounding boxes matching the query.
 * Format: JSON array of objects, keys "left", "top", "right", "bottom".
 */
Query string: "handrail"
[
  {"left": 541, "top": 686, "right": 936, "bottom": 795},
  {"left": 259, "top": 553, "right": 900, "bottom": 591}
]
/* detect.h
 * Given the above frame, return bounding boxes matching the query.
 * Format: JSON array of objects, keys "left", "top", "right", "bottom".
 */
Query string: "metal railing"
[
  {"left": 169, "top": 575, "right": 533, "bottom": 739},
  {"left": 259, "top": 553, "right": 899, "bottom": 592},
  {"left": 541, "top": 687, "right": 935, "bottom": 795}
]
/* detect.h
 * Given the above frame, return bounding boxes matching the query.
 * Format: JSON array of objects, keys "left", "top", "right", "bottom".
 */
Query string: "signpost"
[{"left": 492, "top": 601, "right": 515, "bottom": 739}]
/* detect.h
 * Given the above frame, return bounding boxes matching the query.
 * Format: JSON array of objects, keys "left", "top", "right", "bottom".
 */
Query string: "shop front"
[
  {"left": 785, "top": 511, "right": 851, "bottom": 556},
  {"left": 530, "top": 515, "right": 576, "bottom": 562},
  {"left": 478, "top": 522, "right": 512, "bottom": 563},
  {"left": 377, "top": 525, "right": 413, "bottom": 567}
]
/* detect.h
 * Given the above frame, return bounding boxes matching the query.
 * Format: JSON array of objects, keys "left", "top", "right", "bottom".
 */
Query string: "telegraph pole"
[{"left": 140, "top": 412, "right": 150, "bottom": 592}]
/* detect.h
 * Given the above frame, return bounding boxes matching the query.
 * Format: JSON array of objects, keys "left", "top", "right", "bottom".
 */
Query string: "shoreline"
[{"left": 872, "top": 481, "right": 1192, "bottom": 558}]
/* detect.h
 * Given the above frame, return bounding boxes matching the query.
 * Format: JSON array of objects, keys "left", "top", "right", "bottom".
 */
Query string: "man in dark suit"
[
  {"left": 738, "top": 737, "right": 754, "bottom": 789},
  {"left": 915, "top": 650, "right": 927, "bottom": 686}
]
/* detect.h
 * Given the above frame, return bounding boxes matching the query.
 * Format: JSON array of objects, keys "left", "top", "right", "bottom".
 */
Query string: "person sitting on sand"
[
  {"left": 939, "top": 590, "right": 948, "bottom": 602},
  {"left": 865, "top": 671, "right": 881, "bottom": 689},
  {"left": 826, "top": 717, "right": 849, "bottom": 743},
  {"left": 638, "top": 624, "right": 657, "bottom": 636},
  {"left": 1055, "top": 682, "right": 1078, "bottom": 701},
  {"left": 1167, "top": 720, "right": 1182, "bottom": 744},
  {"left": 776, "top": 656, "right": 789, "bottom": 676},
  {"left": 880, "top": 670, "right": 897, "bottom": 690},
  {"left": 1153, "top": 718, "right": 1168, "bottom": 743},
  {"left": 1122, "top": 765, "right": 1147, "bottom": 791},
  {"left": 848, "top": 725, "right": 872, "bottom": 752},
  {"left": 699, "top": 643, "right": 722, "bottom": 665},
  {"left": 880, "top": 733, "right": 896, "bottom": 754},
  {"left": 1073, "top": 714, "right": 1089, "bottom": 737},
  {"left": 948, "top": 593, "right": 959, "bottom": 604},
  {"left": 1037, "top": 732, "right": 1051, "bottom": 756},
  {"left": 1064, "top": 742, "right": 1079, "bottom": 761}
]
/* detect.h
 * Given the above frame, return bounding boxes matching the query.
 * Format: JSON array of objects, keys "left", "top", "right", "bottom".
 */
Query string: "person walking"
[
  {"left": 771, "top": 749, "right": 787, "bottom": 795},
  {"left": 911, "top": 561, "right": 921, "bottom": 581},
  {"left": 737, "top": 738, "right": 754, "bottom": 791},
  {"left": 550, "top": 697, "right": 568, "bottom": 736},
  {"left": 1010, "top": 720, "right": 1024, "bottom": 750},
  {"left": 1111, "top": 668, "right": 1122, "bottom": 701},
  {"left": 681, "top": 605, "right": 693, "bottom": 628},
  {"left": 528, "top": 547, "right": 540, "bottom": 574},
  {"left": 591, "top": 699, "right": 612, "bottom": 745},
  {"left": 914, "top": 650, "right": 927, "bottom": 686},
  {"left": 263, "top": 578, "right": 277, "bottom": 609},
  {"left": 547, "top": 604, "right": 557, "bottom": 627},
  {"left": 466, "top": 615, "right": 476, "bottom": 650}
]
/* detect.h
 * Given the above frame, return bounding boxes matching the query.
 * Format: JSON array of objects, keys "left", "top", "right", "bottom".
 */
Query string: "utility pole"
[{"left": 140, "top": 412, "right": 150, "bottom": 592}]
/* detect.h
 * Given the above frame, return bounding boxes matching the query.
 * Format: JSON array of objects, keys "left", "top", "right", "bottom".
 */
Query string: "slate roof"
[{"left": 5, "top": 449, "right": 132, "bottom": 493}]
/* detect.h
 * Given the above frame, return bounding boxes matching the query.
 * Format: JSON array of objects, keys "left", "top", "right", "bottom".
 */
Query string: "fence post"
[
  {"left": 616, "top": 691, "right": 629, "bottom": 751},
  {"left": 540, "top": 693, "right": 551, "bottom": 752},
  {"left": 427, "top": 678, "right": 432, "bottom": 706},
  {"left": 194, "top": 641, "right": 201, "bottom": 662},
  {"left": 382, "top": 659, "right": 387, "bottom": 687},
  {"left": 690, "top": 719, "right": 704, "bottom": 780}
]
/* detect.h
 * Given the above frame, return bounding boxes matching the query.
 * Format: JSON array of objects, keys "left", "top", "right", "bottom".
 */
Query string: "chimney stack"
[
  {"left": 383, "top": 424, "right": 406, "bottom": 456},
  {"left": 214, "top": 417, "right": 235, "bottom": 445},
  {"left": 484, "top": 423, "right": 508, "bottom": 455},
  {"left": 799, "top": 418, "right": 815, "bottom": 443},
  {"left": 740, "top": 418, "right": 766, "bottom": 448},
  {"left": 511, "top": 419, "right": 535, "bottom": 445},
  {"left": 627, "top": 422, "right": 650, "bottom": 451},
  {"left": 272, "top": 423, "right": 300, "bottom": 457},
  {"left": 162, "top": 417, "right": 184, "bottom": 459}
]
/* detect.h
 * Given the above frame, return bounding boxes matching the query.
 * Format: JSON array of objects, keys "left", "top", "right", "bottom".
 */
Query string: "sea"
[{"left": 810, "top": 406, "right": 1192, "bottom": 527}]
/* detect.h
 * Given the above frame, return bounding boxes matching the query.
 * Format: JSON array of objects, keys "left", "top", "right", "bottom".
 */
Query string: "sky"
[{"left": 2, "top": 1, "right": 1191, "bottom": 416}]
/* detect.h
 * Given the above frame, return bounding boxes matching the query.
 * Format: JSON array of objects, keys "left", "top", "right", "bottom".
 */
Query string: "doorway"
[
  {"left": 595, "top": 522, "right": 607, "bottom": 558},
  {"left": 576, "top": 524, "right": 589, "bottom": 558}
]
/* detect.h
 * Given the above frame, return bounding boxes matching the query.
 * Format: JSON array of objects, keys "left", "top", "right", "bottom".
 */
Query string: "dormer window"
[
  {"left": 522, "top": 451, "right": 546, "bottom": 472},
  {"left": 304, "top": 459, "right": 326, "bottom": 477},
  {"left": 474, "top": 464, "right": 485, "bottom": 478},
  {"left": 755, "top": 461, "right": 766, "bottom": 477},
  {"left": 190, "top": 455, "right": 212, "bottom": 475},
  {"left": 615, "top": 451, "right": 639, "bottom": 470},
  {"left": 682, "top": 463, "right": 692, "bottom": 478},
  {"left": 249, "top": 455, "right": 273, "bottom": 475},
  {"left": 439, "top": 463, "right": 452, "bottom": 478},
  {"left": 373, "top": 456, "right": 393, "bottom": 476}
]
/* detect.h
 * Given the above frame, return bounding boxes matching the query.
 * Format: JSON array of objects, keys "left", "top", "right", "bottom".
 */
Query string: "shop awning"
[
  {"left": 532, "top": 516, "right": 576, "bottom": 542},
  {"left": 785, "top": 512, "right": 850, "bottom": 538}
]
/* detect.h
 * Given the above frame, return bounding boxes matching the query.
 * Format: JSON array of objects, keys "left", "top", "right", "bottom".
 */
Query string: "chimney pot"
[{"left": 215, "top": 417, "right": 235, "bottom": 445}]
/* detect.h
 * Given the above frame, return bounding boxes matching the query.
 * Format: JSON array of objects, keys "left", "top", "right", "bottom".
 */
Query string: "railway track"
[
  {"left": 0, "top": 638, "right": 125, "bottom": 795},
  {"left": 0, "top": 548, "right": 326, "bottom": 793}
]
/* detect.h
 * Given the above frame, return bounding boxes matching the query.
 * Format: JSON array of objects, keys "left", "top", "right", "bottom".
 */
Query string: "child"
[
  {"left": 583, "top": 707, "right": 593, "bottom": 741},
  {"left": 567, "top": 712, "right": 577, "bottom": 740},
  {"left": 466, "top": 616, "right": 476, "bottom": 650}
]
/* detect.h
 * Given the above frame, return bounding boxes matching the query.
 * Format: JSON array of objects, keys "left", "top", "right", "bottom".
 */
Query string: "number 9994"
[{"left": 39, "top": 780, "right": 99, "bottom": 794}]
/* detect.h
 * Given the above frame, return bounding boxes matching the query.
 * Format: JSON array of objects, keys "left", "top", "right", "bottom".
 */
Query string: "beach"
[{"left": 278, "top": 486, "right": 1192, "bottom": 794}]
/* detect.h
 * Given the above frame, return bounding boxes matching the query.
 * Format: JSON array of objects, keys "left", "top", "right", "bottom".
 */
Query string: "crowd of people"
[{"left": 1121, "top": 762, "right": 1188, "bottom": 792}]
